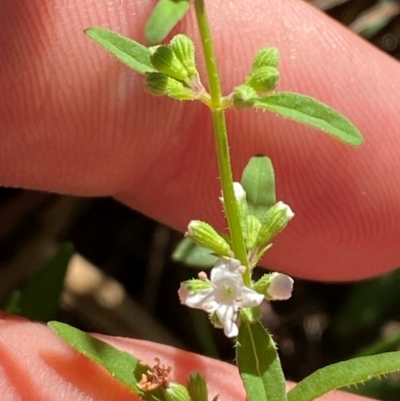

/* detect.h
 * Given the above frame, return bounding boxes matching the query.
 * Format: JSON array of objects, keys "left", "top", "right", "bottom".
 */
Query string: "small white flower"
[{"left": 178, "top": 258, "right": 264, "bottom": 337}]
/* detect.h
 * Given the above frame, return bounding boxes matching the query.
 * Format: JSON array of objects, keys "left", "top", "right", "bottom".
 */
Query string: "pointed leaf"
[
  {"left": 145, "top": 0, "right": 190, "bottom": 45},
  {"left": 236, "top": 321, "right": 287, "bottom": 401},
  {"left": 255, "top": 92, "right": 363, "bottom": 146},
  {"left": 172, "top": 237, "right": 218, "bottom": 268},
  {"left": 5, "top": 243, "right": 73, "bottom": 321},
  {"left": 85, "top": 27, "right": 155, "bottom": 74},
  {"left": 241, "top": 155, "right": 276, "bottom": 221},
  {"left": 287, "top": 351, "right": 400, "bottom": 401},
  {"left": 48, "top": 321, "right": 164, "bottom": 401}
]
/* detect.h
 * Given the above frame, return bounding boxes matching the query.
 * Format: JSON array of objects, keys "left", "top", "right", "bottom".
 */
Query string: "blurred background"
[{"left": 1, "top": 0, "right": 400, "bottom": 399}]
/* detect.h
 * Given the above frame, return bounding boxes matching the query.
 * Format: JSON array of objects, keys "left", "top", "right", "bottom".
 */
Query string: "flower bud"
[
  {"left": 250, "top": 47, "right": 280, "bottom": 70},
  {"left": 164, "top": 383, "right": 191, "bottom": 401},
  {"left": 170, "top": 34, "right": 199, "bottom": 79},
  {"left": 232, "top": 84, "right": 259, "bottom": 109},
  {"left": 187, "top": 372, "right": 208, "bottom": 401},
  {"left": 267, "top": 272, "right": 294, "bottom": 300},
  {"left": 146, "top": 73, "right": 195, "bottom": 100},
  {"left": 178, "top": 279, "right": 211, "bottom": 300},
  {"left": 253, "top": 272, "right": 294, "bottom": 300},
  {"left": 228, "top": 182, "right": 249, "bottom": 235},
  {"left": 186, "top": 220, "right": 231, "bottom": 257},
  {"left": 256, "top": 201, "right": 294, "bottom": 246},
  {"left": 246, "top": 66, "right": 280, "bottom": 92},
  {"left": 150, "top": 45, "right": 188, "bottom": 82},
  {"left": 245, "top": 214, "right": 261, "bottom": 250},
  {"left": 145, "top": 72, "right": 169, "bottom": 96}
]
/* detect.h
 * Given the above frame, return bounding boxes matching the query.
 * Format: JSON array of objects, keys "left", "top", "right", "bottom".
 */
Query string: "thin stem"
[{"left": 194, "top": 0, "right": 250, "bottom": 285}]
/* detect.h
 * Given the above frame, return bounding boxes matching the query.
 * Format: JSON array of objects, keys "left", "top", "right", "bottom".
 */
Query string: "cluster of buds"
[
  {"left": 231, "top": 47, "right": 280, "bottom": 109},
  {"left": 145, "top": 34, "right": 210, "bottom": 104},
  {"left": 179, "top": 182, "right": 294, "bottom": 337}
]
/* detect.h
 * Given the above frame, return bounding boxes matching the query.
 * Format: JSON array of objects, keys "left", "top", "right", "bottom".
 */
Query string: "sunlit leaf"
[
  {"left": 236, "top": 321, "right": 287, "bottom": 401},
  {"left": 255, "top": 92, "right": 364, "bottom": 146},
  {"left": 85, "top": 27, "right": 155, "bottom": 74},
  {"left": 287, "top": 351, "right": 400, "bottom": 401},
  {"left": 145, "top": 0, "right": 190, "bottom": 45},
  {"left": 48, "top": 321, "right": 164, "bottom": 401}
]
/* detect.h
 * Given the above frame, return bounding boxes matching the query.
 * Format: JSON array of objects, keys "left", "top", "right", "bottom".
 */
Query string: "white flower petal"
[
  {"left": 210, "top": 258, "right": 241, "bottom": 283},
  {"left": 267, "top": 273, "right": 294, "bottom": 300},
  {"left": 238, "top": 287, "right": 265, "bottom": 307},
  {"left": 180, "top": 288, "right": 217, "bottom": 310},
  {"left": 216, "top": 304, "right": 238, "bottom": 338},
  {"left": 178, "top": 283, "right": 190, "bottom": 304},
  {"left": 276, "top": 201, "right": 295, "bottom": 220},
  {"left": 226, "top": 258, "right": 241, "bottom": 272},
  {"left": 233, "top": 182, "right": 246, "bottom": 200}
]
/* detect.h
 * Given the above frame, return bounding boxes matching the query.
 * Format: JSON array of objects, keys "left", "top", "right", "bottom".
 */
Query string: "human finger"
[
  {"left": 0, "top": 312, "right": 374, "bottom": 401},
  {"left": 0, "top": 0, "right": 399, "bottom": 280}
]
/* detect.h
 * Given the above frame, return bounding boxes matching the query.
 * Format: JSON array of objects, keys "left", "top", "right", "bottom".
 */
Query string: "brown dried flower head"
[{"left": 137, "top": 357, "right": 172, "bottom": 391}]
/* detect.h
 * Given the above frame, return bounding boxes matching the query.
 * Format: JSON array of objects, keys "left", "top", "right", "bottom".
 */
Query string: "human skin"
[
  {"left": 0, "top": 312, "right": 373, "bottom": 401},
  {"left": 0, "top": 0, "right": 398, "bottom": 399}
]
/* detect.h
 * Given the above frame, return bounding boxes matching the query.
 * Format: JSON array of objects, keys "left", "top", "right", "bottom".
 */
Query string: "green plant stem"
[{"left": 194, "top": 0, "right": 250, "bottom": 285}]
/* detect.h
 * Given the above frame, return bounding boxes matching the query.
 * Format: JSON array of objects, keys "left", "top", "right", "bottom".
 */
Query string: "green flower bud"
[
  {"left": 246, "top": 66, "right": 280, "bottom": 92},
  {"left": 150, "top": 45, "right": 188, "bottom": 82},
  {"left": 164, "top": 382, "right": 191, "bottom": 401},
  {"left": 187, "top": 372, "right": 208, "bottom": 401},
  {"left": 245, "top": 214, "right": 261, "bottom": 250},
  {"left": 180, "top": 278, "right": 212, "bottom": 294},
  {"left": 146, "top": 73, "right": 195, "bottom": 100},
  {"left": 145, "top": 72, "right": 169, "bottom": 96},
  {"left": 256, "top": 201, "right": 294, "bottom": 247},
  {"left": 170, "top": 34, "right": 199, "bottom": 78},
  {"left": 250, "top": 47, "right": 280, "bottom": 70},
  {"left": 186, "top": 220, "right": 231, "bottom": 257},
  {"left": 232, "top": 84, "right": 259, "bottom": 109}
]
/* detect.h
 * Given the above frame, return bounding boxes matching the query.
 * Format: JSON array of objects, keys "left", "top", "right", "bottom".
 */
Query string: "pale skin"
[{"left": 0, "top": 0, "right": 398, "bottom": 399}]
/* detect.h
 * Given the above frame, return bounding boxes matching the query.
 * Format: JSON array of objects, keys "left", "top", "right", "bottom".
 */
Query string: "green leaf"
[
  {"left": 254, "top": 92, "right": 364, "bottom": 146},
  {"left": 236, "top": 321, "right": 287, "bottom": 401},
  {"left": 5, "top": 242, "right": 73, "bottom": 321},
  {"left": 287, "top": 351, "right": 400, "bottom": 401},
  {"left": 48, "top": 321, "right": 164, "bottom": 401},
  {"left": 241, "top": 155, "right": 276, "bottom": 221},
  {"left": 145, "top": 0, "right": 190, "bottom": 45},
  {"left": 85, "top": 27, "right": 155, "bottom": 74},
  {"left": 172, "top": 237, "right": 218, "bottom": 268}
]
